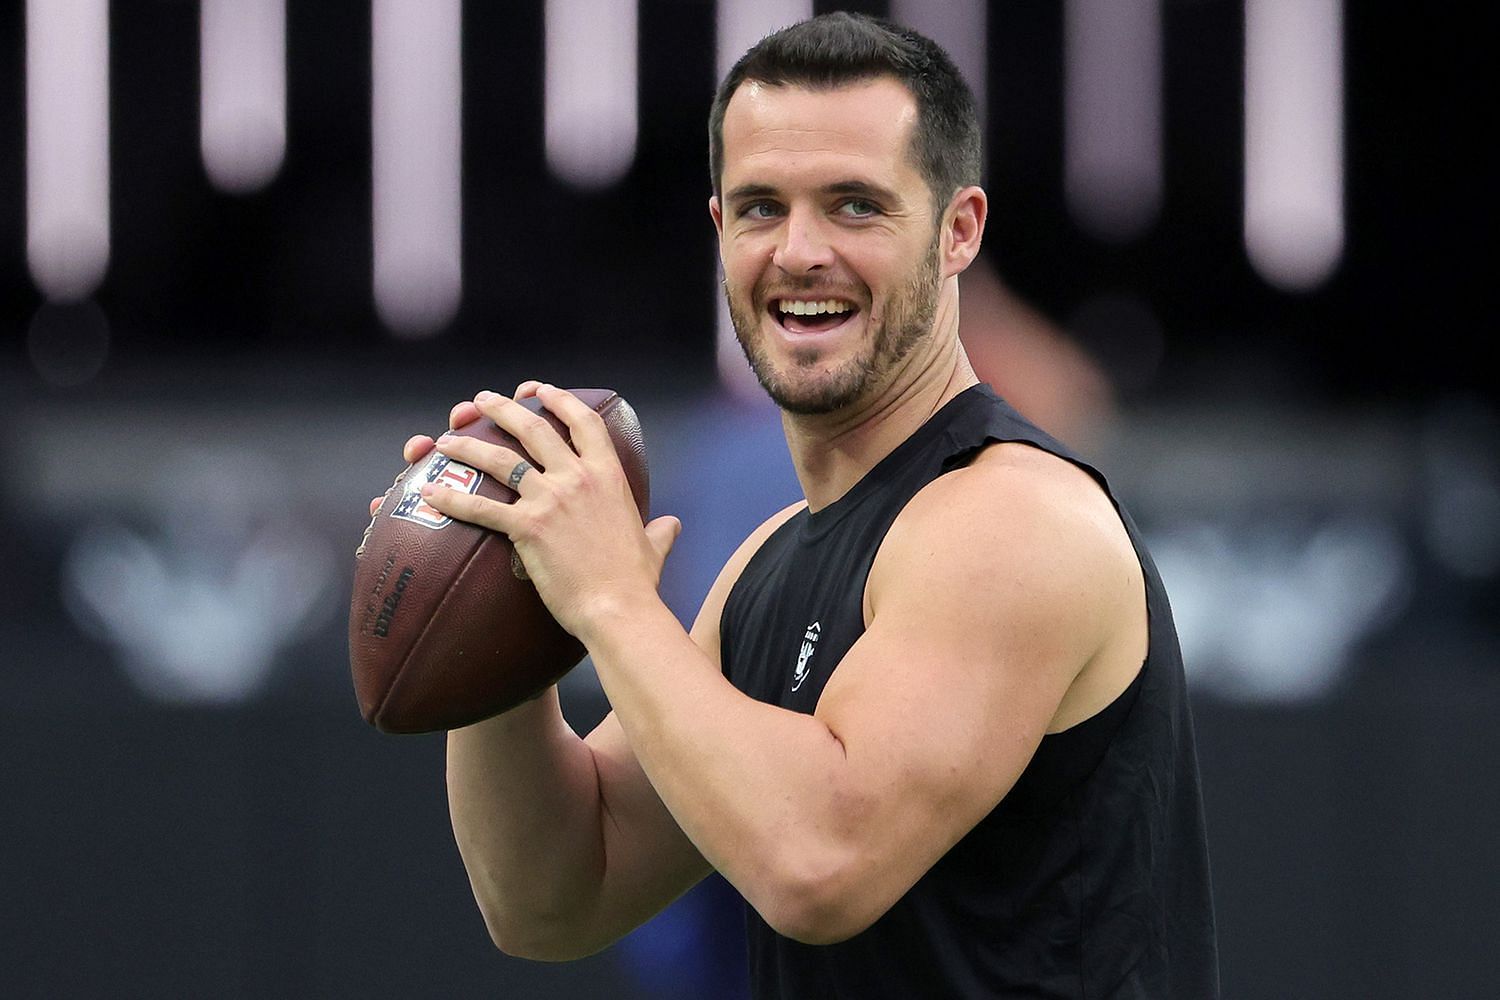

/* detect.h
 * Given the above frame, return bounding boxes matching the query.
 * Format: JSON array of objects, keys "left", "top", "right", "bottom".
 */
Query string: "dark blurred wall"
[{"left": 0, "top": 3, "right": 1490, "bottom": 405}]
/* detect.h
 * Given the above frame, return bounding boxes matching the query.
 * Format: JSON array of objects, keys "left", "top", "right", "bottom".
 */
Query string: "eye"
[
  {"left": 738, "top": 200, "right": 782, "bottom": 221},
  {"left": 837, "top": 199, "right": 879, "bottom": 218}
]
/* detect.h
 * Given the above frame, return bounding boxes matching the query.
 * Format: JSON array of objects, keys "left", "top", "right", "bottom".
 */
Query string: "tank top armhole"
[
  {"left": 1006, "top": 661, "right": 1146, "bottom": 809},
  {"left": 718, "top": 508, "right": 807, "bottom": 681}
]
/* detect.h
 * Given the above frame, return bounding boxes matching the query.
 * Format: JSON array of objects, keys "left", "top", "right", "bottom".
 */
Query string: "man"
[{"left": 405, "top": 13, "right": 1218, "bottom": 998}]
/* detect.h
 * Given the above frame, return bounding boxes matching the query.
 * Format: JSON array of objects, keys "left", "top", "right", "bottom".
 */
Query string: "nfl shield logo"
[{"left": 392, "top": 454, "right": 484, "bottom": 529}]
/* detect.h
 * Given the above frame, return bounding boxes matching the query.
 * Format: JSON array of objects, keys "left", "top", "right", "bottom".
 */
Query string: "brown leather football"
[{"left": 349, "top": 389, "right": 649, "bottom": 733}]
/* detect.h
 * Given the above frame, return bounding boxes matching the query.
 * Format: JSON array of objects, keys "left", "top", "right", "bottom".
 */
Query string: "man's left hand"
[{"left": 418, "top": 384, "right": 681, "bottom": 640}]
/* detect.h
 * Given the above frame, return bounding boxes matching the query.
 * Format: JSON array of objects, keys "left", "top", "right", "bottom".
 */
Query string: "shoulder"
[
  {"left": 811, "top": 441, "right": 1142, "bottom": 834},
  {"left": 888, "top": 439, "right": 1131, "bottom": 574},
  {"left": 688, "top": 500, "right": 808, "bottom": 662},
  {"left": 866, "top": 440, "right": 1141, "bottom": 673}
]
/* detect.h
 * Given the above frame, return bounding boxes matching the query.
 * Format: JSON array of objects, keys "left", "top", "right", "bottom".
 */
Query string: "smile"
[{"left": 769, "top": 297, "right": 859, "bottom": 335}]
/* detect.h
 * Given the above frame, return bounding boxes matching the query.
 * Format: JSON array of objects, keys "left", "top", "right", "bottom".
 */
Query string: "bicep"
[
  {"left": 818, "top": 562, "right": 1085, "bottom": 821},
  {"left": 809, "top": 465, "right": 1118, "bottom": 907},
  {"left": 810, "top": 588, "right": 1081, "bottom": 886}
]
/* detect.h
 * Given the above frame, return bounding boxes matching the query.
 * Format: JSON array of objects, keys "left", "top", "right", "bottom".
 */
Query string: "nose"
[{"left": 772, "top": 205, "right": 835, "bottom": 274}]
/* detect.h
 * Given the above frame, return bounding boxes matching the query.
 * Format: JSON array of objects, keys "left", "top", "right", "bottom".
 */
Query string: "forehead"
[{"left": 719, "top": 77, "right": 922, "bottom": 190}]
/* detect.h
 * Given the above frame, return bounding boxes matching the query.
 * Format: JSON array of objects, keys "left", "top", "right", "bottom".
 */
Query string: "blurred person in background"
[
  {"left": 413, "top": 13, "right": 1216, "bottom": 998},
  {"left": 959, "top": 252, "right": 1117, "bottom": 454}
]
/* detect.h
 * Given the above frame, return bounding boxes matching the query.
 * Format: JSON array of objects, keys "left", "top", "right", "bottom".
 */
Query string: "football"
[{"left": 349, "top": 389, "right": 649, "bottom": 733}]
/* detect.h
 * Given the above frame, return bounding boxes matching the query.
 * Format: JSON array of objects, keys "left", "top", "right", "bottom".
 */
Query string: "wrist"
[{"left": 573, "top": 589, "right": 676, "bottom": 653}]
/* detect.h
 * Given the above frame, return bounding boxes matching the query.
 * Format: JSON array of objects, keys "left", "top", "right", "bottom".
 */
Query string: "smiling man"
[
  {"left": 423, "top": 13, "right": 1219, "bottom": 998},
  {"left": 713, "top": 74, "right": 947, "bottom": 419}
]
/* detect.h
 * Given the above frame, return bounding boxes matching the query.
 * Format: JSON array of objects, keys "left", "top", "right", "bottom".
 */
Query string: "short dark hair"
[{"left": 708, "top": 12, "right": 982, "bottom": 212}]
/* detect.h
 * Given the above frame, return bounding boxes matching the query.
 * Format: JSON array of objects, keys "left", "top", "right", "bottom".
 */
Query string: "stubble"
[{"left": 727, "top": 228, "right": 943, "bottom": 416}]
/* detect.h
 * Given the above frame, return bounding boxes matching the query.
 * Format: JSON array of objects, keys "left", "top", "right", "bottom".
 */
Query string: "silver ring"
[{"left": 507, "top": 459, "right": 533, "bottom": 492}]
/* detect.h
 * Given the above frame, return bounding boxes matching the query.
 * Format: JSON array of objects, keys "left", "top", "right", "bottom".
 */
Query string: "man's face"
[{"left": 711, "top": 78, "right": 945, "bottom": 416}]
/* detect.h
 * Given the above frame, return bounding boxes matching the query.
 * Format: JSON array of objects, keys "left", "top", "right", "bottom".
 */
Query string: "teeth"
[{"left": 777, "top": 299, "right": 852, "bottom": 317}]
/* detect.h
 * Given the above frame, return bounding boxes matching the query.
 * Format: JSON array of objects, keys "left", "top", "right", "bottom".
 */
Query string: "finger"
[
  {"left": 533, "top": 384, "right": 615, "bottom": 458},
  {"left": 403, "top": 434, "right": 437, "bottom": 465},
  {"left": 449, "top": 400, "right": 481, "bottom": 429},
  {"left": 644, "top": 515, "right": 682, "bottom": 564},
  {"left": 369, "top": 496, "right": 382, "bottom": 517},
  {"left": 513, "top": 379, "right": 545, "bottom": 400},
  {"left": 473, "top": 390, "right": 578, "bottom": 470},
  {"left": 503, "top": 458, "right": 538, "bottom": 495},
  {"left": 418, "top": 481, "right": 520, "bottom": 535},
  {"left": 433, "top": 434, "right": 539, "bottom": 496}
]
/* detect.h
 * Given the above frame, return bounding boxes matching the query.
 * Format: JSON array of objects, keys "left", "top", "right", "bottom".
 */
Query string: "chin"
[{"left": 759, "top": 363, "right": 874, "bottom": 416}]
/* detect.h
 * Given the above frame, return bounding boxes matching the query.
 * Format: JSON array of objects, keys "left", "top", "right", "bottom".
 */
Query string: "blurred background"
[{"left": 1, "top": 1, "right": 1494, "bottom": 997}]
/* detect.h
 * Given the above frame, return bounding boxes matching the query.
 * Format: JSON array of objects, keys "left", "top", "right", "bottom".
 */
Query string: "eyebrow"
[
  {"left": 724, "top": 179, "right": 903, "bottom": 206},
  {"left": 824, "top": 180, "right": 901, "bottom": 204},
  {"left": 724, "top": 183, "right": 779, "bottom": 204}
]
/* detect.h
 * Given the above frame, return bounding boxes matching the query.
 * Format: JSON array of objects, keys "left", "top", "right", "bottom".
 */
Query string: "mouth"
[{"left": 768, "top": 297, "right": 859, "bottom": 336}]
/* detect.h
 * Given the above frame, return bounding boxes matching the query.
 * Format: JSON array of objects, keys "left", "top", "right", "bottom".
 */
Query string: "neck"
[{"left": 782, "top": 284, "right": 978, "bottom": 512}]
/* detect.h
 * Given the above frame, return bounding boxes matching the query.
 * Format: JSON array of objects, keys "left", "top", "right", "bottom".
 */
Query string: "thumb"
[{"left": 644, "top": 515, "right": 682, "bottom": 563}]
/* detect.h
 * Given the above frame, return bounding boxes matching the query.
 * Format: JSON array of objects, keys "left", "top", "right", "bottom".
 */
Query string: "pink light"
[
  {"left": 1064, "top": 0, "right": 1162, "bottom": 242},
  {"left": 1244, "top": 0, "right": 1345, "bottom": 291},
  {"left": 716, "top": 0, "right": 812, "bottom": 86},
  {"left": 200, "top": 0, "right": 286, "bottom": 194},
  {"left": 26, "top": 0, "right": 110, "bottom": 302},
  {"left": 545, "top": 0, "right": 638, "bottom": 189},
  {"left": 371, "top": 0, "right": 463, "bottom": 337},
  {"left": 890, "top": 0, "right": 987, "bottom": 126}
]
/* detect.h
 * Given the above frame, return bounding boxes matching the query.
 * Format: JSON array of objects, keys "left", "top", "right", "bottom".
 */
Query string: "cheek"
[
  {"left": 857, "top": 249, "right": 915, "bottom": 296},
  {"left": 723, "top": 241, "right": 773, "bottom": 292}
]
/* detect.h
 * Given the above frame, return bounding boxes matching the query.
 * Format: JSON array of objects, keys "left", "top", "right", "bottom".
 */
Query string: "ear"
[
  {"left": 709, "top": 194, "right": 725, "bottom": 240},
  {"left": 939, "top": 185, "right": 987, "bottom": 280}
]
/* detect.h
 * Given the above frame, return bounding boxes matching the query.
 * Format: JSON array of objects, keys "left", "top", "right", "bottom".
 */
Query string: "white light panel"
[
  {"left": 545, "top": 0, "right": 638, "bottom": 189},
  {"left": 1244, "top": 0, "right": 1345, "bottom": 291},
  {"left": 200, "top": 0, "right": 286, "bottom": 194},
  {"left": 372, "top": 0, "right": 464, "bottom": 337},
  {"left": 715, "top": 0, "right": 811, "bottom": 82},
  {"left": 26, "top": 0, "right": 110, "bottom": 302},
  {"left": 890, "top": 0, "right": 987, "bottom": 127},
  {"left": 1064, "top": 0, "right": 1162, "bottom": 242}
]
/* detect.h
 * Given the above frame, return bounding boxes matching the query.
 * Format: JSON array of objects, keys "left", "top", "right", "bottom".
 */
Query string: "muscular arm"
[
  {"left": 585, "top": 449, "right": 1128, "bottom": 941},
  {"left": 446, "top": 695, "right": 706, "bottom": 959},
  {"left": 444, "top": 483, "right": 804, "bottom": 959},
  {"left": 579, "top": 446, "right": 1136, "bottom": 942},
  {"left": 427, "top": 389, "right": 1142, "bottom": 947}
]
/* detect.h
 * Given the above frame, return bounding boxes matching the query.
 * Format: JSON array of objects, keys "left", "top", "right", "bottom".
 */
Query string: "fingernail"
[
  {"left": 475, "top": 389, "right": 496, "bottom": 402},
  {"left": 420, "top": 484, "right": 436, "bottom": 497},
  {"left": 436, "top": 432, "right": 454, "bottom": 444}
]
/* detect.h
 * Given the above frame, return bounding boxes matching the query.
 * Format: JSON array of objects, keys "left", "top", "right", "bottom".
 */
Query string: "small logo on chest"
[{"left": 792, "top": 621, "right": 821, "bottom": 692}]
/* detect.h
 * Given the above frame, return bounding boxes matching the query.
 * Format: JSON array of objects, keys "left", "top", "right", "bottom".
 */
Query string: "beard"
[{"left": 725, "top": 229, "right": 943, "bottom": 416}]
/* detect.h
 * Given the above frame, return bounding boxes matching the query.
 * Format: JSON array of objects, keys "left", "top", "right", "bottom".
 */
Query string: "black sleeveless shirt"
[{"left": 719, "top": 385, "right": 1219, "bottom": 999}]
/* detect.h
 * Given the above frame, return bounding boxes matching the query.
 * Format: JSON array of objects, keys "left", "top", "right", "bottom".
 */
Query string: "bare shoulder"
[
  {"left": 957, "top": 438, "right": 1125, "bottom": 531},
  {"left": 877, "top": 440, "right": 1136, "bottom": 597},
  {"left": 868, "top": 440, "right": 1146, "bottom": 729}
]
